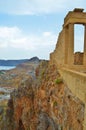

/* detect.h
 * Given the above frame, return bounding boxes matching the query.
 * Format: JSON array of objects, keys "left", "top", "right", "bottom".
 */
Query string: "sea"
[
  {"left": 0, "top": 66, "right": 16, "bottom": 101},
  {"left": 0, "top": 66, "right": 16, "bottom": 70}
]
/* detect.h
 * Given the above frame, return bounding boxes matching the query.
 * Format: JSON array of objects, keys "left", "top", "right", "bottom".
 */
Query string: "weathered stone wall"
[
  {"left": 74, "top": 52, "right": 83, "bottom": 65},
  {"left": 60, "top": 68, "right": 86, "bottom": 103},
  {"left": 50, "top": 30, "right": 65, "bottom": 67}
]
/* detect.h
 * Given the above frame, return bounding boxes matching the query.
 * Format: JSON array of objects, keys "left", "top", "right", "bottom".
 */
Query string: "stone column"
[
  {"left": 68, "top": 23, "right": 74, "bottom": 65},
  {"left": 64, "top": 26, "right": 69, "bottom": 64},
  {"left": 83, "top": 25, "right": 86, "bottom": 66}
]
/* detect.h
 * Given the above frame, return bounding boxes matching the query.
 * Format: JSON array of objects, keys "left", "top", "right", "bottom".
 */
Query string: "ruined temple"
[
  {"left": 50, "top": 8, "right": 86, "bottom": 130},
  {"left": 50, "top": 8, "right": 86, "bottom": 68}
]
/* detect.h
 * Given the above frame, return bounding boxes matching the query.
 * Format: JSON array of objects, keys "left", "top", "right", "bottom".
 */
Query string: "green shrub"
[
  {"left": 53, "top": 101, "right": 58, "bottom": 107},
  {"left": 55, "top": 77, "right": 63, "bottom": 84}
]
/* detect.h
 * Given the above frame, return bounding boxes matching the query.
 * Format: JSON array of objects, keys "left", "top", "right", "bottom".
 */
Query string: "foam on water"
[{"left": 0, "top": 66, "right": 15, "bottom": 70}]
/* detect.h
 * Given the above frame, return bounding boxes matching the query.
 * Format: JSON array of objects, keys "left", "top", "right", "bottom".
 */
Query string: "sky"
[{"left": 0, "top": 0, "right": 86, "bottom": 60}]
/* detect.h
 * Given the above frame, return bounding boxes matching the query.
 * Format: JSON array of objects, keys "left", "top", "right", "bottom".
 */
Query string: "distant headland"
[{"left": 0, "top": 57, "right": 40, "bottom": 66}]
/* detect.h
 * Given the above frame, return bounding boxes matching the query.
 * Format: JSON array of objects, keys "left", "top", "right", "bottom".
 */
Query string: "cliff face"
[{"left": 2, "top": 61, "right": 84, "bottom": 130}]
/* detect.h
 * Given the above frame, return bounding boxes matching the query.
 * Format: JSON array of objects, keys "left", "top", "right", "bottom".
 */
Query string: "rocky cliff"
[{"left": 0, "top": 61, "right": 84, "bottom": 130}]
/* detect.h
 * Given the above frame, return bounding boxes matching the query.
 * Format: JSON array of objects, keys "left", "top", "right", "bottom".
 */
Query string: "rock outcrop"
[{"left": 1, "top": 61, "right": 84, "bottom": 130}]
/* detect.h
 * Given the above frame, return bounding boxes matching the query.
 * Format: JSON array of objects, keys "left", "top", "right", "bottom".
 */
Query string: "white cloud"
[
  {"left": 43, "top": 32, "right": 52, "bottom": 37},
  {"left": 0, "top": 26, "right": 21, "bottom": 38},
  {"left": 0, "top": 26, "right": 22, "bottom": 48},
  {"left": 0, "top": 26, "right": 57, "bottom": 59},
  {"left": 0, "top": 0, "right": 86, "bottom": 15},
  {"left": 0, "top": 25, "right": 84, "bottom": 59}
]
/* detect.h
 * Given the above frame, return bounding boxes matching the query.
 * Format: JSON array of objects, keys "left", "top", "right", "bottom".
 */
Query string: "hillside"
[
  {"left": 0, "top": 61, "right": 84, "bottom": 130},
  {"left": 0, "top": 59, "right": 40, "bottom": 88},
  {"left": 0, "top": 57, "right": 40, "bottom": 88}
]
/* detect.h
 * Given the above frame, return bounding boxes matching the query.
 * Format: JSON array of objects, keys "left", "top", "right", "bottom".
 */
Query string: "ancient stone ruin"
[
  {"left": 50, "top": 8, "right": 86, "bottom": 130},
  {"left": 50, "top": 8, "right": 86, "bottom": 68}
]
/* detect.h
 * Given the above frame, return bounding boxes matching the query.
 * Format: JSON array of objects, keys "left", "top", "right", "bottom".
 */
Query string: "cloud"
[
  {"left": 0, "top": 0, "right": 86, "bottom": 15},
  {"left": 0, "top": 26, "right": 57, "bottom": 59},
  {"left": 0, "top": 26, "right": 21, "bottom": 38},
  {"left": 0, "top": 25, "right": 84, "bottom": 59},
  {"left": 0, "top": 26, "right": 22, "bottom": 48}
]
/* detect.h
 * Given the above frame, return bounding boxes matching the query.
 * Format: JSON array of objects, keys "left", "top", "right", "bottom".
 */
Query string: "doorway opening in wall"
[{"left": 74, "top": 24, "right": 84, "bottom": 65}]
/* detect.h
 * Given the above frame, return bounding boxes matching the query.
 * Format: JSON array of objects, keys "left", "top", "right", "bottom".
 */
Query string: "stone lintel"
[
  {"left": 73, "top": 8, "right": 84, "bottom": 12},
  {"left": 63, "top": 8, "right": 86, "bottom": 27}
]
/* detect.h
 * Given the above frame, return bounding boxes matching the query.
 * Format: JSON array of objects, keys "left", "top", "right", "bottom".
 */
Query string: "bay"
[
  {"left": 0, "top": 66, "right": 16, "bottom": 101},
  {"left": 0, "top": 66, "right": 16, "bottom": 70}
]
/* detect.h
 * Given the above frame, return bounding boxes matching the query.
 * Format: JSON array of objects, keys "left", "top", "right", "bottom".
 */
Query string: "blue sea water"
[
  {"left": 0, "top": 66, "right": 16, "bottom": 101},
  {"left": 0, "top": 66, "right": 16, "bottom": 70}
]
